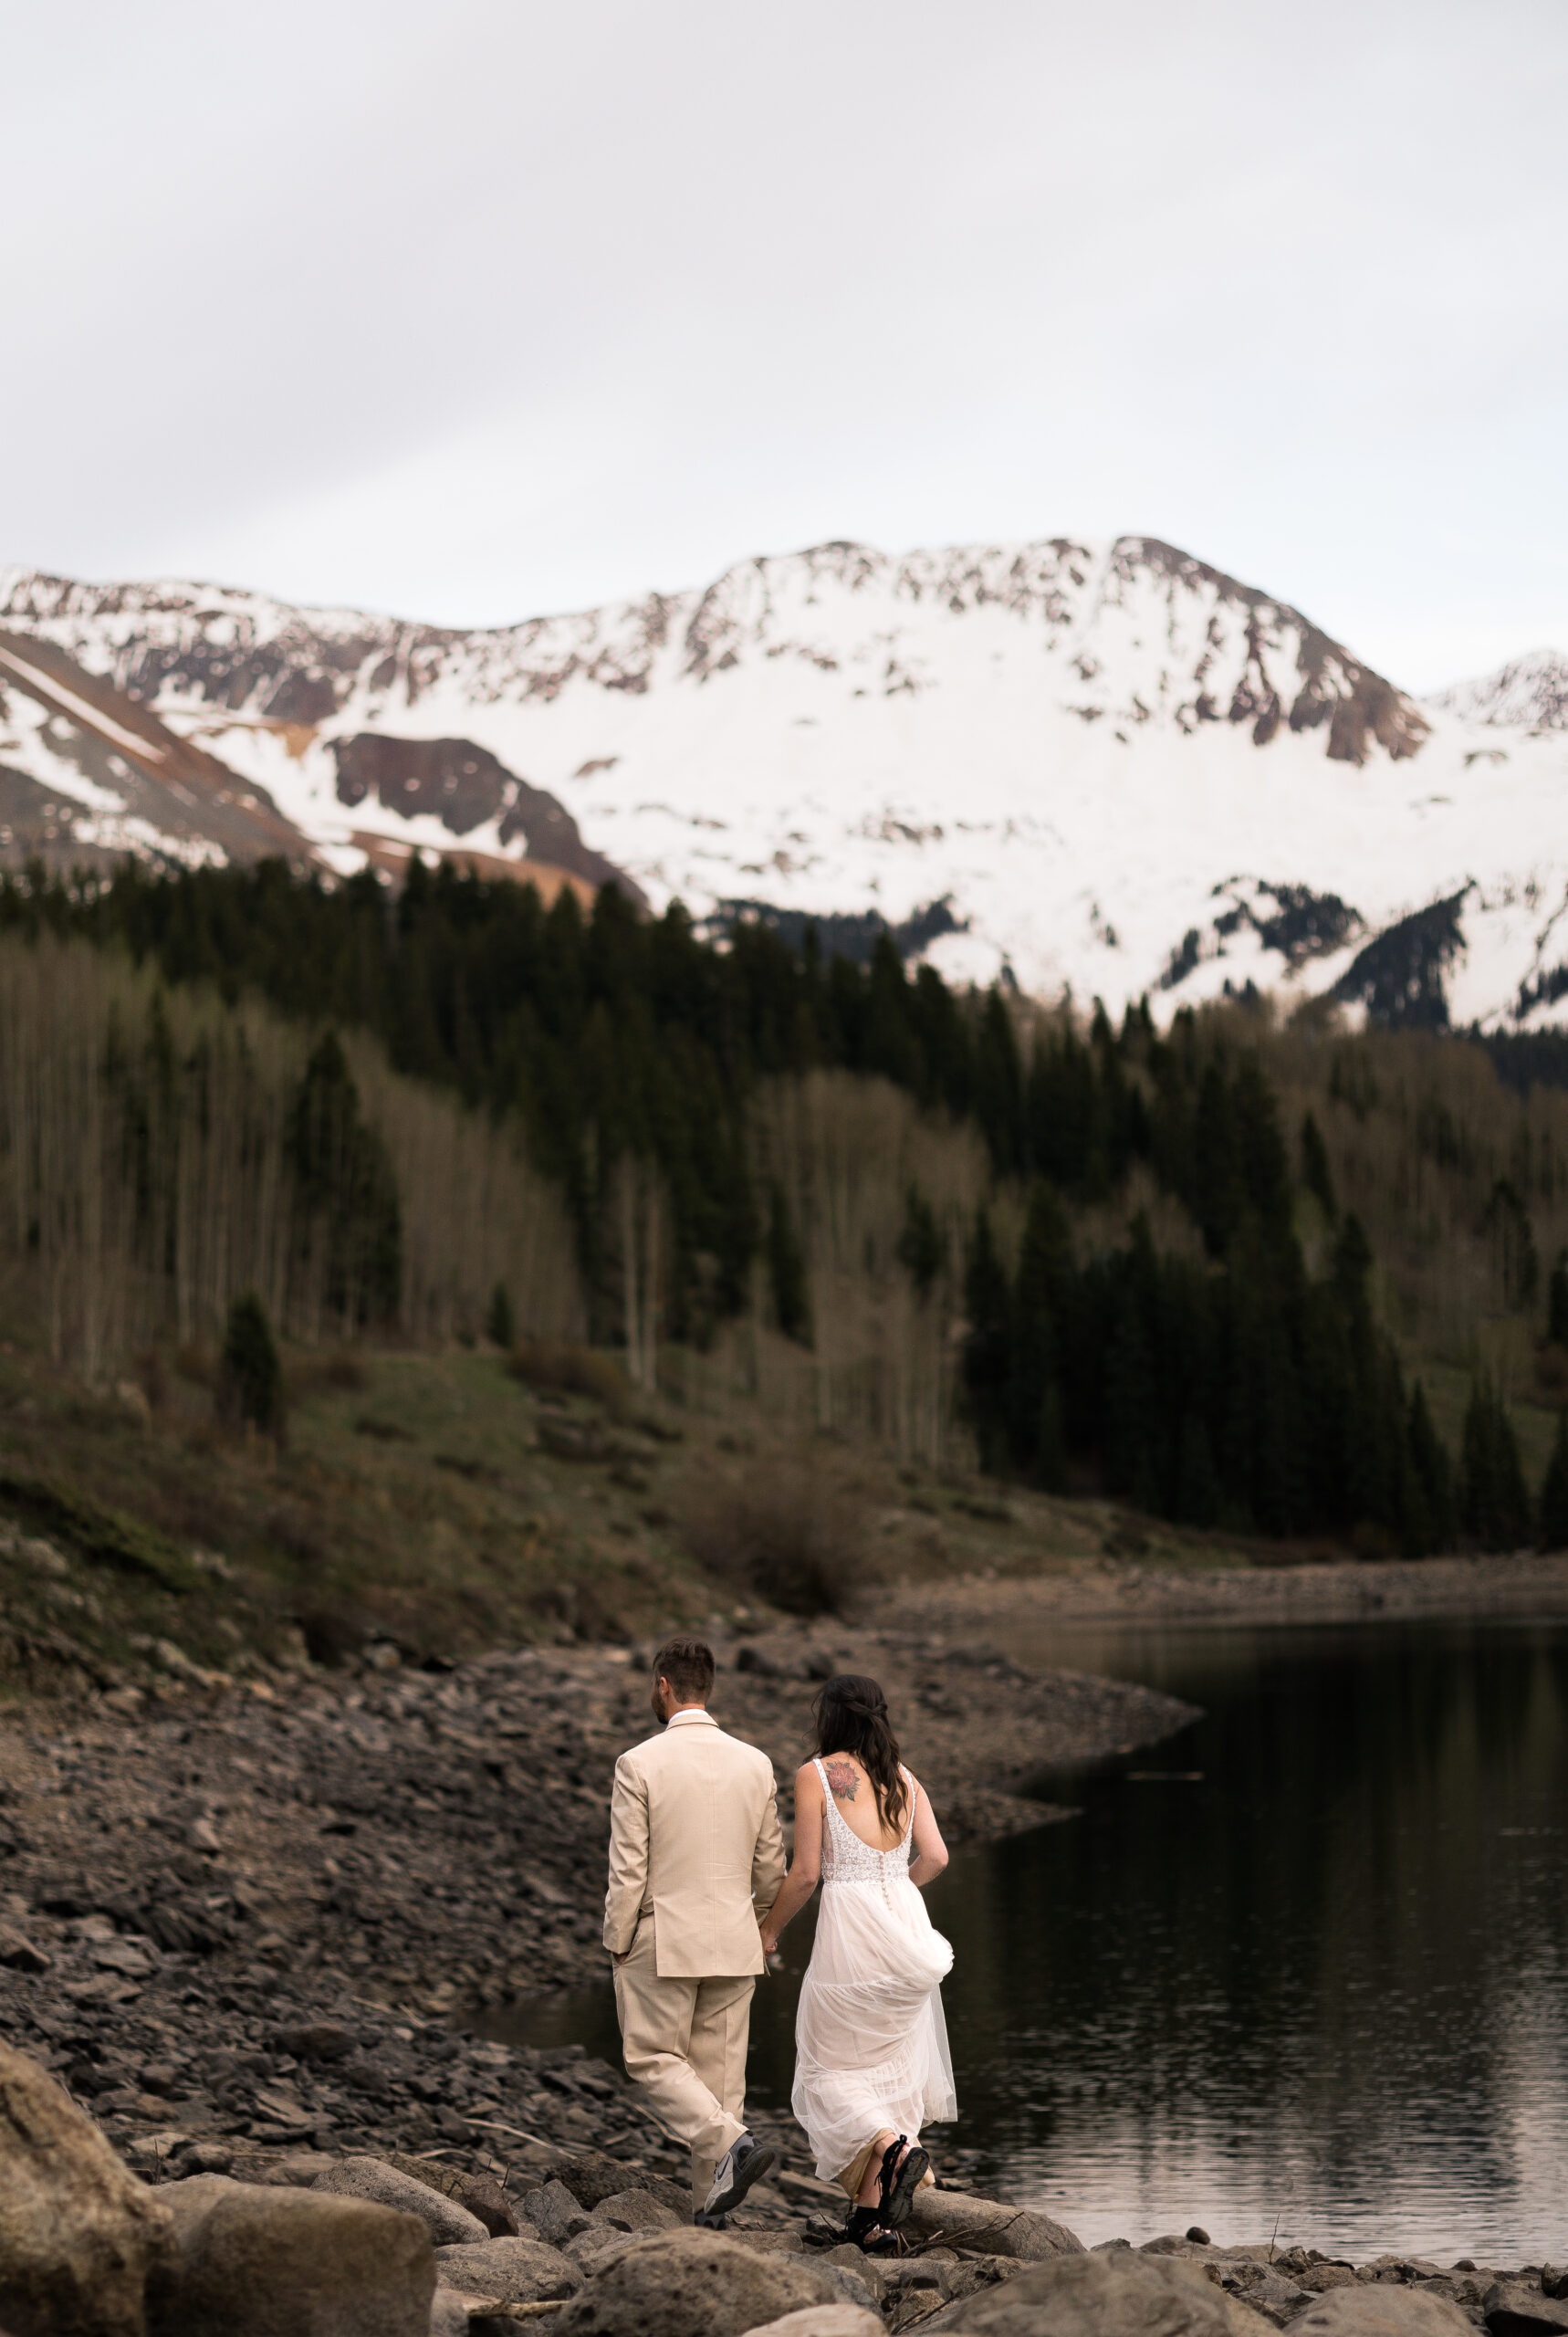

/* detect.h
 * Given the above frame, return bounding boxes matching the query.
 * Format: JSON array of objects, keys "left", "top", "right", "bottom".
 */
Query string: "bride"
[{"left": 759, "top": 1673, "right": 956, "bottom": 2250}]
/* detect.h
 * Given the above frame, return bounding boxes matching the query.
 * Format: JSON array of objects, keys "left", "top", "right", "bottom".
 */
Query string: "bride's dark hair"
[{"left": 812, "top": 1674, "right": 907, "bottom": 1830}]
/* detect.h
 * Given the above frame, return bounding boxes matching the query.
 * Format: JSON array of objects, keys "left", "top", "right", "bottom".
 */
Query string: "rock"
[
  {"left": 309, "top": 2158, "right": 487, "bottom": 2246},
  {"left": 1233, "top": 2270, "right": 1314, "bottom": 2327},
  {"left": 815, "top": 2265, "right": 879, "bottom": 2315},
  {"left": 0, "top": 2037, "right": 174, "bottom": 2337},
  {"left": 920, "top": 2250, "right": 1276, "bottom": 2334},
  {"left": 175, "top": 2146, "right": 234, "bottom": 2178},
  {"left": 432, "top": 2237, "right": 581, "bottom": 2304},
  {"left": 588, "top": 2190, "right": 683, "bottom": 2235},
  {"left": 0, "top": 1926, "right": 50, "bottom": 1975},
  {"left": 265, "top": 2027, "right": 356, "bottom": 2065},
  {"left": 147, "top": 2172, "right": 434, "bottom": 2337},
  {"left": 428, "top": 2293, "right": 470, "bottom": 2337},
  {"left": 565, "top": 2230, "right": 646, "bottom": 2279},
  {"left": 1486, "top": 2283, "right": 1568, "bottom": 2337},
  {"left": 553, "top": 2227, "right": 848, "bottom": 2337},
  {"left": 524, "top": 2180, "right": 593, "bottom": 2245},
  {"left": 738, "top": 2309, "right": 883, "bottom": 2337},
  {"left": 452, "top": 2175, "right": 517, "bottom": 2238},
  {"left": 1289, "top": 2290, "right": 1477, "bottom": 2337},
  {"left": 775, "top": 2174, "right": 844, "bottom": 2209},
  {"left": 905, "top": 2184, "right": 1084, "bottom": 2261},
  {"left": 543, "top": 2155, "right": 689, "bottom": 2217}
]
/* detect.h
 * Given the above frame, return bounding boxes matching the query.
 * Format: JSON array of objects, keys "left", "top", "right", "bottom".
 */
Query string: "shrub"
[
  {"left": 216, "top": 1292, "right": 287, "bottom": 1442},
  {"left": 506, "top": 1338, "right": 629, "bottom": 1416},
  {"left": 677, "top": 1462, "right": 864, "bottom": 1617}
]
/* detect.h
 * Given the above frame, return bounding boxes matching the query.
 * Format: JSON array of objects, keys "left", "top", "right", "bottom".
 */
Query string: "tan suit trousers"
[{"left": 613, "top": 1919, "right": 754, "bottom": 2206}]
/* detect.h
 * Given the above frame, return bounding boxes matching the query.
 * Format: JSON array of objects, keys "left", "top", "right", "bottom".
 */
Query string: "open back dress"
[{"left": 790, "top": 1757, "right": 956, "bottom": 2186}]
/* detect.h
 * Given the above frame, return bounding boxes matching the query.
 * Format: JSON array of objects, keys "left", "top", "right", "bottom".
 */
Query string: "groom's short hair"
[{"left": 653, "top": 1636, "right": 715, "bottom": 1705}]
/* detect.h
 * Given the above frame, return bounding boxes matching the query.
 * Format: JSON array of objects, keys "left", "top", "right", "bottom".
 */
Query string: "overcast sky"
[{"left": 5, "top": 0, "right": 1564, "bottom": 689}]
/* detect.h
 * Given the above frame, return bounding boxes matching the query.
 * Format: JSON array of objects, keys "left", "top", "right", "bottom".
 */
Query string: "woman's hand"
[{"left": 759, "top": 1926, "right": 779, "bottom": 1958}]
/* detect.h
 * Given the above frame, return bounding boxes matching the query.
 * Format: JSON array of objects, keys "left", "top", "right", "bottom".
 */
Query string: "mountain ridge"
[{"left": 1, "top": 534, "right": 1565, "bottom": 1033}]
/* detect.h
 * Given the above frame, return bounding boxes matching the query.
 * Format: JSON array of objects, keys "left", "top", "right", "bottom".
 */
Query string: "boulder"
[
  {"left": 1485, "top": 2284, "right": 1568, "bottom": 2337},
  {"left": 308, "top": 2158, "right": 487, "bottom": 2246},
  {"left": 553, "top": 2227, "right": 848, "bottom": 2337},
  {"left": 376, "top": 2156, "right": 517, "bottom": 2238},
  {"left": 524, "top": 2180, "right": 593, "bottom": 2245},
  {"left": 146, "top": 2173, "right": 434, "bottom": 2337},
  {"left": 920, "top": 2249, "right": 1277, "bottom": 2334},
  {"left": 431, "top": 2237, "right": 582, "bottom": 2305},
  {"left": 0, "top": 2038, "right": 174, "bottom": 2337},
  {"left": 1289, "top": 2290, "right": 1477, "bottom": 2337},
  {"left": 565, "top": 2230, "right": 646, "bottom": 2279},
  {"left": 588, "top": 2190, "right": 683, "bottom": 2235},
  {"left": 428, "top": 2294, "right": 470, "bottom": 2337},
  {"left": 739, "top": 2309, "right": 883, "bottom": 2337},
  {"left": 906, "top": 2185, "right": 1084, "bottom": 2262},
  {"left": 544, "top": 2154, "right": 690, "bottom": 2217},
  {"left": 452, "top": 2175, "right": 517, "bottom": 2238}
]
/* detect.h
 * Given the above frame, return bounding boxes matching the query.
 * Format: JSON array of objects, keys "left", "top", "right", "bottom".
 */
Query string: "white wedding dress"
[{"left": 791, "top": 1758, "right": 957, "bottom": 2185}]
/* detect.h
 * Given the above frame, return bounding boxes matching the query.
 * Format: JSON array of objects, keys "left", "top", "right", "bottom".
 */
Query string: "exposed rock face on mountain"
[
  {"left": 329, "top": 735, "right": 642, "bottom": 903},
  {"left": 2, "top": 541, "right": 1566, "bottom": 1030},
  {"left": 0, "top": 629, "right": 309, "bottom": 873}
]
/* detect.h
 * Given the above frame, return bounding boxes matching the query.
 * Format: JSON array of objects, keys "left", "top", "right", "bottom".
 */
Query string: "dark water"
[{"left": 489, "top": 1616, "right": 1568, "bottom": 2261}]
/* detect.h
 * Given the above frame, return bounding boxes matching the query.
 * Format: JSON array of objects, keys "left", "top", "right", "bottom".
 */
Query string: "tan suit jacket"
[{"left": 603, "top": 1708, "right": 787, "bottom": 1979}]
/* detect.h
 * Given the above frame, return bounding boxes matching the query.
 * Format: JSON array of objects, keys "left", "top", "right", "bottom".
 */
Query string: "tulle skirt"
[{"left": 791, "top": 1876, "right": 956, "bottom": 2185}]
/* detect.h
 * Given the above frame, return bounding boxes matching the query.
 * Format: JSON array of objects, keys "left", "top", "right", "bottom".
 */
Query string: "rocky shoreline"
[
  {"left": 0, "top": 1617, "right": 1194, "bottom": 2192},
  {"left": 902, "top": 1551, "right": 1568, "bottom": 1637},
  {"left": 3, "top": 1600, "right": 1564, "bottom": 2333},
  {"left": 3, "top": 2025, "right": 1566, "bottom": 2337}
]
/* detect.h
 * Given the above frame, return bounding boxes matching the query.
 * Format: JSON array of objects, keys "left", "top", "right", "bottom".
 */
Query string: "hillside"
[{"left": 4, "top": 538, "right": 1568, "bottom": 1032}]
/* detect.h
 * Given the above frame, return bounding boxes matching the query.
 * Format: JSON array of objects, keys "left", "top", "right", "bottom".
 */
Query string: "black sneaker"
[{"left": 699, "top": 2133, "right": 777, "bottom": 2223}]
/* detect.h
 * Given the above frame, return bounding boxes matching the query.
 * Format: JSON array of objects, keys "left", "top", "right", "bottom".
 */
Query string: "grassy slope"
[
  {"left": 0, "top": 1336, "right": 1276, "bottom": 1707},
  {"left": 3, "top": 1326, "right": 1558, "bottom": 1710}
]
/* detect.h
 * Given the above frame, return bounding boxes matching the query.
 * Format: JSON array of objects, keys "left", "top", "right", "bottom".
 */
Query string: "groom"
[{"left": 604, "top": 1636, "right": 786, "bottom": 2223}]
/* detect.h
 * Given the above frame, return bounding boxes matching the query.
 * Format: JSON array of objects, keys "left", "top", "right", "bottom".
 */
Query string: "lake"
[{"left": 493, "top": 1614, "right": 1568, "bottom": 2263}]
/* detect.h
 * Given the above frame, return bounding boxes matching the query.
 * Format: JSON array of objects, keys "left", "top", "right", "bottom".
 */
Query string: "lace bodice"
[{"left": 814, "top": 1757, "right": 916, "bottom": 1890}]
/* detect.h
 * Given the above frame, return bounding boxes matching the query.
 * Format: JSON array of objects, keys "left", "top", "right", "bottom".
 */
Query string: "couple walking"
[{"left": 603, "top": 1635, "right": 956, "bottom": 2252}]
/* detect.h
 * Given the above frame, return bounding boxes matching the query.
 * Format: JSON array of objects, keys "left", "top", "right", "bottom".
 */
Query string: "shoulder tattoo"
[{"left": 824, "top": 1760, "right": 860, "bottom": 1801}]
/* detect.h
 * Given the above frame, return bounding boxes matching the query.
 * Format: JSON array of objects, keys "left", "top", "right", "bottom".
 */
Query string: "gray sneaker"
[{"left": 698, "top": 2133, "right": 776, "bottom": 2225}]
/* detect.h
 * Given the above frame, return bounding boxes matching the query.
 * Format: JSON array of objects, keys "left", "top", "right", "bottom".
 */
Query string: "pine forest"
[{"left": 7, "top": 857, "right": 1568, "bottom": 1556}]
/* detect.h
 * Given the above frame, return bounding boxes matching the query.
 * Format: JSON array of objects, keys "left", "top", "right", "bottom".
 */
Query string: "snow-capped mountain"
[
  {"left": 1428, "top": 648, "right": 1568, "bottom": 734},
  {"left": 3, "top": 535, "right": 1566, "bottom": 1032}
]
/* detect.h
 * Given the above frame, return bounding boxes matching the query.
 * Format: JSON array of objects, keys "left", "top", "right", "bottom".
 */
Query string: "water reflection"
[{"left": 489, "top": 1616, "right": 1568, "bottom": 2262}]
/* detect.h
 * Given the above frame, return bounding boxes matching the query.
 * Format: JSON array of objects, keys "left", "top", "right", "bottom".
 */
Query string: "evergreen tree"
[
  {"left": 1404, "top": 1379, "right": 1458, "bottom": 1555},
  {"left": 766, "top": 1184, "right": 811, "bottom": 1345},
  {"left": 486, "top": 1281, "right": 515, "bottom": 1349},
  {"left": 1459, "top": 1375, "right": 1531, "bottom": 1551},
  {"left": 286, "top": 1031, "right": 402, "bottom": 1325},
  {"left": 1549, "top": 1251, "right": 1568, "bottom": 1347},
  {"left": 1540, "top": 1411, "right": 1568, "bottom": 1551},
  {"left": 1173, "top": 1410, "right": 1222, "bottom": 1527},
  {"left": 216, "top": 1291, "right": 286, "bottom": 1441},
  {"left": 962, "top": 1210, "right": 1014, "bottom": 1472},
  {"left": 1037, "top": 1382, "right": 1070, "bottom": 1495},
  {"left": 1010, "top": 1182, "right": 1072, "bottom": 1471},
  {"left": 1301, "top": 1111, "right": 1338, "bottom": 1222},
  {"left": 895, "top": 1185, "right": 945, "bottom": 1298}
]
